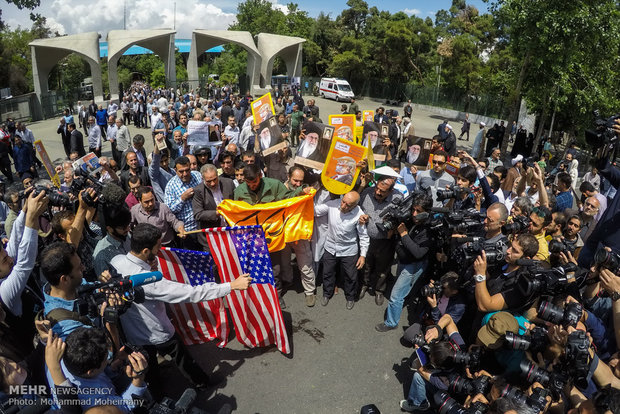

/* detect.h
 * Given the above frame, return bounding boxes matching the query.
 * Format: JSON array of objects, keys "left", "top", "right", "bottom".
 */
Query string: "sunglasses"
[
  {"left": 532, "top": 207, "right": 547, "bottom": 218},
  {"left": 434, "top": 160, "right": 446, "bottom": 166}
]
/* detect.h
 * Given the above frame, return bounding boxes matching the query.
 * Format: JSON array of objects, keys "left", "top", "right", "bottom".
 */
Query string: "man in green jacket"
[
  {"left": 234, "top": 163, "right": 311, "bottom": 308},
  {"left": 289, "top": 104, "right": 305, "bottom": 147},
  {"left": 348, "top": 97, "right": 359, "bottom": 115}
]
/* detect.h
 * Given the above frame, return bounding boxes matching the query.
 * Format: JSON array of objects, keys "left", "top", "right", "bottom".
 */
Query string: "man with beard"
[
  {"left": 296, "top": 122, "right": 324, "bottom": 162},
  {"left": 131, "top": 186, "right": 185, "bottom": 247},
  {"left": 406, "top": 144, "right": 421, "bottom": 165},
  {"left": 93, "top": 205, "right": 132, "bottom": 275},
  {"left": 258, "top": 125, "right": 275, "bottom": 151}
]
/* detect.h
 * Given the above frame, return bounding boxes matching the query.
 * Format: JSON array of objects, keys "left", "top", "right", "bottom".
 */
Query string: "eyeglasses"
[{"left": 434, "top": 160, "right": 446, "bottom": 166}]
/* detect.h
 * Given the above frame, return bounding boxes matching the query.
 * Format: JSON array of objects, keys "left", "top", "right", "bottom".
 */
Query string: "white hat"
[
  {"left": 479, "top": 122, "right": 486, "bottom": 127},
  {"left": 371, "top": 166, "right": 402, "bottom": 179},
  {"left": 446, "top": 124, "right": 453, "bottom": 130},
  {"left": 512, "top": 154, "right": 524, "bottom": 166}
]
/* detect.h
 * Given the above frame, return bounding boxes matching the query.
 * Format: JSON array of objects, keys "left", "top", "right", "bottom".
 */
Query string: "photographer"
[
  {"left": 528, "top": 205, "right": 552, "bottom": 262},
  {"left": 359, "top": 176, "right": 402, "bottom": 306},
  {"left": 400, "top": 272, "right": 466, "bottom": 344},
  {"left": 473, "top": 233, "right": 539, "bottom": 313},
  {"left": 109, "top": 223, "right": 252, "bottom": 399},
  {"left": 443, "top": 164, "right": 478, "bottom": 211},
  {"left": 460, "top": 152, "right": 499, "bottom": 210},
  {"left": 375, "top": 192, "right": 432, "bottom": 331}
]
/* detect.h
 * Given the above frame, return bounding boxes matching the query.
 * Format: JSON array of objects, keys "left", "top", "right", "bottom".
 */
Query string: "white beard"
[
  {"left": 299, "top": 141, "right": 317, "bottom": 158},
  {"left": 407, "top": 152, "right": 419, "bottom": 164}
]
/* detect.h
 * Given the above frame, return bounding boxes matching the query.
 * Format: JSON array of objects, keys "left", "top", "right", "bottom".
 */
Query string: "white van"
[{"left": 319, "top": 78, "right": 355, "bottom": 102}]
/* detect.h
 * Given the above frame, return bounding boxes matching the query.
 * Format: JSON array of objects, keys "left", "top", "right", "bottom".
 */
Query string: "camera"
[
  {"left": 501, "top": 215, "right": 530, "bottom": 235},
  {"left": 410, "top": 334, "right": 428, "bottom": 348},
  {"left": 562, "top": 330, "right": 591, "bottom": 389},
  {"left": 584, "top": 110, "right": 619, "bottom": 149},
  {"left": 453, "top": 239, "right": 506, "bottom": 265},
  {"left": 593, "top": 246, "right": 620, "bottom": 272},
  {"left": 448, "top": 374, "right": 491, "bottom": 397},
  {"left": 548, "top": 238, "right": 576, "bottom": 255},
  {"left": 524, "top": 155, "right": 539, "bottom": 169},
  {"left": 19, "top": 185, "right": 73, "bottom": 208},
  {"left": 500, "top": 385, "right": 549, "bottom": 412},
  {"left": 434, "top": 392, "right": 488, "bottom": 414},
  {"left": 537, "top": 300, "right": 582, "bottom": 328},
  {"left": 70, "top": 168, "right": 104, "bottom": 208},
  {"left": 437, "top": 185, "right": 471, "bottom": 201},
  {"left": 141, "top": 388, "right": 209, "bottom": 414},
  {"left": 429, "top": 209, "right": 486, "bottom": 247},
  {"left": 453, "top": 347, "right": 482, "bottom": 369},
  {"left": 504, "top": 327, "right": 548, "bottom": 353},
  {"left": 421, "top": 284, "right": 443, "bottom": 297},
  {"left": 378, "top": 192, "right": 415, "bottom": 232},
  {"left": 517, "top": 262, "right": 579, "bottom": 299},
  {"left": 519, "top": 360, "right": 566, "bottom": 399}
]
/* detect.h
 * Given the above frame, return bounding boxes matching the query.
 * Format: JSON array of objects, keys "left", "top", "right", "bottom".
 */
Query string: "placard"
[
  {"left": 294, "top": 121, "right": 334, "bottom": 171},
  {"left": 256, "top": 117, "right": 284, "bottom": 153},
  {"left": 251, "top": 92, "right": 276, "bottom": 125},
  {"left": 363, "top": 110, "right": 374, "bottom": 122},
  {"left": 399, "top": 136, "right": 433, "bottom": 167},
  {"left": 72, "top": 152, "right": 102, "bottom": 175},
  {"left": 187, "top": 120, "right": 222, "bottom": 146},
  {"left": 34, "top": 140, "right": 60, "bottom": 188},
  {"left": 321, "top": 137, "right": 367, "bottom": 194},
  {"left": 328, "top": 114, "right": 356, "bottom": 142},
  {"left": 361, "top": 121, "right": 388, "bottom": 163}
]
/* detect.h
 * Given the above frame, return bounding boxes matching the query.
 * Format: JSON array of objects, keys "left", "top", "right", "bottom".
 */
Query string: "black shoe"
[
  {"left": 359, "top": 285, "right": 368, "bottom": 299},
  {"left": 375, "top": 322, "right": 396, "bottom": 332},
  {"left": 346, "top": 300, "right": 354, "bottom": 310},
  {"left": 321, "top": 296, "right": 330, "bottom": 306}
]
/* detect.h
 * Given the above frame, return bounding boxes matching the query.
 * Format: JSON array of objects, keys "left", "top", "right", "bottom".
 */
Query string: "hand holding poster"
[
  {"left": 72, "top": 152, "right": 102, "bottom": 175},
  {"left": 256, "top": 117, "right": 285, "bottom": 155},
  {"left": 321, "top": 137, "right": 367, "bottom": 194},
  {"left": 34, "top": 140, "right": 60, "bottom": 188},
  {"left": 398, "top": 136, "right": 433, "bottom": 167},
  {"left": 362, "top": 110, "right": 374, "bottom": 122},
  {"left": 251, "top": 92, "right": 276, "bottom": 125},
  {"left": 187, "top": 120, "right": 222, "bottom": 146}
]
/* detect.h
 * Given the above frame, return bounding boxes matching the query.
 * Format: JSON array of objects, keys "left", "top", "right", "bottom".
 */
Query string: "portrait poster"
[
  {"left": 187, "top": 120, "right": 210, "bottom": 146},
  {"left": 321, "top": 137, "right": 367, "bottom": 195},
  {"left": 362, "top": 110, "right": 374, "bottom": 122},
  {"left": 257, "top": 117, "right": 285, "bottom": 156},
  {"left": 328, "top": 114, "right": 356, "bottom": 143},
  {"left": 361, "top": 121, "right": 388, "bottom": 162},
  {"left": 294, "top": 121, "right": 334, "bottom": 171},
  {"left": 251, "top": 92, "right": 276, "bottom": 125},
  {"left": 34, "top": 140, "right": 60, "bottom": 188},
  {"left": 401, "top": 136, "right": 433, "bottom": 167},
  {"left": 72, "top": 152, "right": 102, "bottom": 175}
]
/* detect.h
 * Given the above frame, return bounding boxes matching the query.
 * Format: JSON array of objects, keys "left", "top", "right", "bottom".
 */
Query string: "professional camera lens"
[
  {"left": 504, "top": 332, "right": 531, "bottom": 351},
  {"left": 434, "top": 392, "right": 467, "bottom": 414},
  {"left": 410, "top": 334, "right": 427, "bottom": 347},
  {"left": 448, "top": 375, "right": 472, "bottom": 396},
  {"left": 548, "top": 239, "right": 566, "bottom": 254},
  {"left": 520, "top": 360, "right": 550, "bottom": 385},
  {"left": 537, "top": 301, "right": 564, "bottom": 325},
  {"left": 421, "top": 285, "right": 443, "bottom": 297},
  {"left": 594, "top": 247, "right": 620, "bottom": 271}
]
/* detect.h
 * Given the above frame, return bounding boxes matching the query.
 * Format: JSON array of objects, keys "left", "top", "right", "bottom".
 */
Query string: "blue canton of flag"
[
  {"left": 229, "top": 227, "right": 275, "bottom": 286},
  {"left": 171, "top": 249, "right": 216, "bottom": 286}
]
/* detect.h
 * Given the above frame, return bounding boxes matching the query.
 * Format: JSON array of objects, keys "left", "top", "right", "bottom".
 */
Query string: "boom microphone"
[{"left": 126, "top": 271, "right": 163, "bottom": 287}]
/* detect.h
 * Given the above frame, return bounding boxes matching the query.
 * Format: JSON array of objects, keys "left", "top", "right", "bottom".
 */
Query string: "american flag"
[
  {"left": 158, "top": 248, "right": 229, "bottom": 347},
  {"left": 204, "top": 225, "right": 290, "bottom": 354}
]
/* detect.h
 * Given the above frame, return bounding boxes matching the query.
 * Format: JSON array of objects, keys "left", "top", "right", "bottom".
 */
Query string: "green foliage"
[{"left": 150, "top": 66, "right": 166, "bottom": 88}]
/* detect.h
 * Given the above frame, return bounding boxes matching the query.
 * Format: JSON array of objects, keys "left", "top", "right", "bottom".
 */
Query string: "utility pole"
[
  {"left": 123, "top": 0, "right": 126, "bottom": 30},
  {"left": 174, "top": 2, "right": 176, "bottom": 30}
]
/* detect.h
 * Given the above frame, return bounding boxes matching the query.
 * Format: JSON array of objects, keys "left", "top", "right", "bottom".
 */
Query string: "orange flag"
[{"left": 216, "top": 189, "right": 316, "bottom": 252}]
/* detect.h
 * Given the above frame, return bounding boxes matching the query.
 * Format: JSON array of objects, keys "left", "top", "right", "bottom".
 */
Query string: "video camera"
[
  {"left": 584, "top": 110, "right": 619, "bottom": 150},
  {"left": 436, "top": 185, "right": 471, "bottom": 201},
  {"left": 76, "top": 270, "right": 163, "bottom": 321},
  {"left": 452, "top": 238, "right": 506, "bottom": 266},
  {"left": 429, "top": 209, "right": 486, "bottom": 247},
  {"left": 504, "top": 327, "right": 548, "bottom": 354},
  {"left": 501, "top": 215, "right": 530, "bottom": 235},
  {"left": 18, "top": 185, "right": 73, "bottom": 208},
  {"left": 377, "top": 192, "right": 415, "bottom": 232},
  {"left": 434, "top": 392, "right": 488, "bottom": 414}
]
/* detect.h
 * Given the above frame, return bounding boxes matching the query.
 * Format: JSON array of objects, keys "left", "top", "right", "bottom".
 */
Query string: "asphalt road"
[{"left": 24, "top": 96, "right": 479, "bottom": 414}]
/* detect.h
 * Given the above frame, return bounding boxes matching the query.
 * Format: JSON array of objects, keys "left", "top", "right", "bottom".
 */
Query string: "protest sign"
[
  {"left": 251, "top": 92, "right": 275, "bottom": 125},
  {"left": 188, "top": 120, "right": 222, "bottom": 146},
  {"left": 328, "top": 114, "right": 356, "bottom": 143},
  {"left": 72, "top": 152, "right": 102, "bottom": 176},
  {"left": 294, "top": 121, "right": 334, "bottom": 171},
  {"left": 399, "top": 136, "right": 433, "bottom": 167},
  {"left": 321, "top": 137, "right": 367, "bottom": 194},
  {"left": 34, "top": 140, "right": 60, "bottom": 188},
  {"left": 361, "top": 121, "right": 388, "bottom": 162},
  {"left": 256, "top": 117, "right": 284, "bottom": 154},
  {"left": 362, "top": 110, "right": 374, "bottom": 122}
]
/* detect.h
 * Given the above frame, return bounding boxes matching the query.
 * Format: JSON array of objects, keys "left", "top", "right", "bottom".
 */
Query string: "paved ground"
[{"left": 24, "top": 96, "right": 481, "bottom": 414}]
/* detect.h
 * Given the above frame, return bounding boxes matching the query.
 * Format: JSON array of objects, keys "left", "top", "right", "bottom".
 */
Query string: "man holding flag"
[{"left": 110, "top": 223, "right": 251, "bottom": 400}]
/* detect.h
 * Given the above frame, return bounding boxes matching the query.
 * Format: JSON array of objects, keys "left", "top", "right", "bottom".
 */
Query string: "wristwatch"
[
  {"left": 474, "top": 274, "right": 486, "bottom": 283},
  {"left": 611, "top": 292, "right": 620, "bottom": 302}
]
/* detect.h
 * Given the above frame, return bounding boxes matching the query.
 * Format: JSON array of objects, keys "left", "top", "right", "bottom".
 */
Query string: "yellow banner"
[
  {"left": 34, "top": 140, "right": 61, "bottom": 188},
  {"left": 217, "top": 189, "right": 316, "bottom": 252}
]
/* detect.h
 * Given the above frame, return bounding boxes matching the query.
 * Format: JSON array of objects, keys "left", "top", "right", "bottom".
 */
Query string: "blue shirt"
[
  {"left": 554, "top": 190, "right": 573, "bottom": 212},
  {"left": 164, "top": 171, "right": 202, "bottom": 230},
  {"left": 12, "top": 144, "right": 32, "bottom": 173},
  {"left": 42, "top": 284, "right": 91, "bottom": 339}
]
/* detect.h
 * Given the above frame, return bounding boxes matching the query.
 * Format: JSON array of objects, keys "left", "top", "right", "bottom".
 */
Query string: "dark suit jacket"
[
  {"left": 374, "top": 114, "right": 388, "bottom": 124},
  {"left": 193, "top": 177, "right": 235, "bottom": 249},
  {"left": 70, "top": 129, "right": 86, "bottom": 156},
  {"left": 121, "top": 147, "right": 148, "bottom": 170}
]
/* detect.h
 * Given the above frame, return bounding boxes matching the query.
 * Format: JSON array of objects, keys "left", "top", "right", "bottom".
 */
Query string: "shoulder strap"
[{"left": 44, "top": 308, "right": 92, "bottom": 328}]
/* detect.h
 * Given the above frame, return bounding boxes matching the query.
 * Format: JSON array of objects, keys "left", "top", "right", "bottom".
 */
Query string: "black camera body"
[
  {"left": 19, "top": 185, "right": 73, "bottom": 208},
  {"left": 434, "top": 392, "right": 488, "bottom": 414},
  {"left": 70, "top": 168, "right": 104, "bottom": 208},
  {"left": 517, "top": 262, "right": 578, "bottom": 299},
  {"left": 504, "top": 327, "right": 548, "bottom": 353},
  {"left": 584, "top": 111, "right": 619, "bottom": 149},
  {"left": 437, "top": 185, "right": 471, "bottom": 201},
  {"left": 429, "top": 209, "right": 486, "bottom": 247},
  {"left": 593, "top": 246, "right": 620, "bottom": 272},
  {"left": 421, "top": 284, "right": 443, "bottom": 297},
  {"left": 520, "top": 360, "right": 566, "bottom": 399},
  {"left": 453, "top": 239, "right": 506, "bottom": 266},
  {"left": 501, "top": 215, "right": 530, "bottom": 235},
  {"left": 448, "top": 374, "right": 491, "bottom": 397},
  {"left": 548, "top": 238, "right": 576, "bottom": 255},
  {"left": 378, "top": 192, "right": 415, "bottom": 232},
  {"left": 500, "top": 385, "right": 550, "bottom": 412},
  {"left": 537, "top": 300, "right": 582, "bottom": 329},
  {"left": 562, "top": 330, "right": 592, "bottom": 389},
  {"left": 453, "top": 346, "right": 482, "bottom": 370}
]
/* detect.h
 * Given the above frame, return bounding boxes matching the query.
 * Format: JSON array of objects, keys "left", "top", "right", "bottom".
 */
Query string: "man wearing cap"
[
  {"left": 473, "top": 233, "right": 539, "bottom": 313},
  {"left": 443, "top": 124, "right": 457, "bottom": 157},
  {"left": 501, "top": 154, "right": 523, "bottom": 193}
]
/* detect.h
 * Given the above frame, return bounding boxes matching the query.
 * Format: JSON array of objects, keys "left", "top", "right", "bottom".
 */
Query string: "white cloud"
[
  {"left": 403, "top": 8, "right": 421, "bottom": 16},
  {"left": 266, "top": 0, "right": 289, "bottom": 14}
]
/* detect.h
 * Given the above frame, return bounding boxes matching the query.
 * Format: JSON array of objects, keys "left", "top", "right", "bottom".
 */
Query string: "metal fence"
[{"left": 0, "top": 93, "right": 40, "bottom": 122}]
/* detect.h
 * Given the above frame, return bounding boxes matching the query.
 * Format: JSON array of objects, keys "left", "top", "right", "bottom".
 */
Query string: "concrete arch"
[
  {"left": 257, "top": 33, "right": 305, "bottom": 88},
  {"left": 107, "top": 29, "right": 176, "bottom": 101},
  {"left": 30, "top": 32, "right": 103, "bottom": 118},
  {"left": 187, "top": 30, "right": 261, "bottom": 92}
]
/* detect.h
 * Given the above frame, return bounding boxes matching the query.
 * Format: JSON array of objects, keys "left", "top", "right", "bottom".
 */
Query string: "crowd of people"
[{"left": 0, "top": 81, "right": 618, "bottom": 414}]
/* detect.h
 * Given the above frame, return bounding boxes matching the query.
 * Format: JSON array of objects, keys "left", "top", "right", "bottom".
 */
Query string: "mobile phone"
[{"left": 415, "top": 348, "right": 429, "bottom": 367}]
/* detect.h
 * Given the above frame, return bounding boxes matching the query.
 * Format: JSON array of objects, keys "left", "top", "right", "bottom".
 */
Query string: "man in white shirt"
[
  {"left": 314, "top": 191, "right": 369, "bottom": 310},
  {"left": 111, "top": 223, "right": 251, "bottom": 398},
  {"left": 223, "top": 115, "right": 240, "bottom": 145}
]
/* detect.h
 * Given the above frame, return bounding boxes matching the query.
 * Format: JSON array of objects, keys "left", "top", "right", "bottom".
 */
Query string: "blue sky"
[{"left": 2, "top": 0, "right": 491, "bottom": 38}]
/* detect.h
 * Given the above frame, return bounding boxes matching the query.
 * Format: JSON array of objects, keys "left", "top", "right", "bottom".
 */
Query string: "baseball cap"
[{"left": 477, "top": 312, "right": 519, "bottom": 350}]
